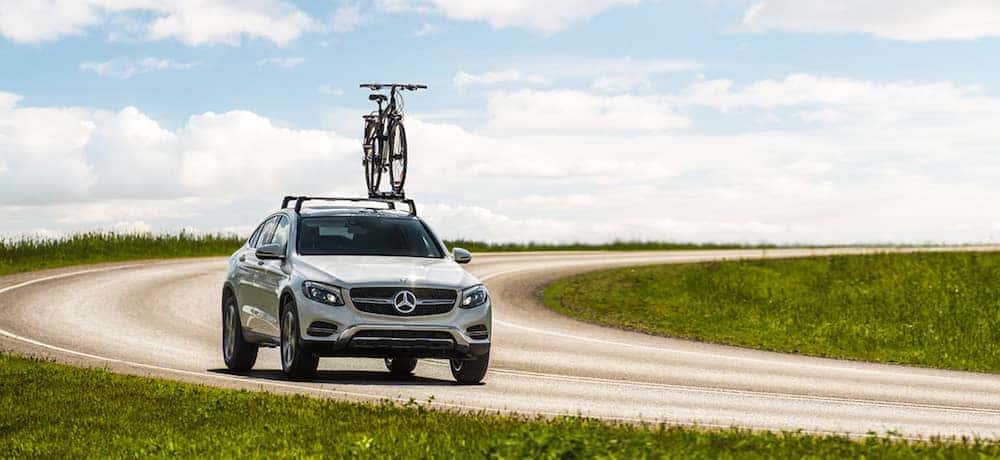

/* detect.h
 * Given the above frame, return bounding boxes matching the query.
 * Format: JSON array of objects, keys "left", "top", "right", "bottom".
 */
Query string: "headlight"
[
  {"left": 461, "top": 285, "right": 488, "bottom": 309},
  {"left": 302, "top": 281, "right": 345, "bottom": 306}
]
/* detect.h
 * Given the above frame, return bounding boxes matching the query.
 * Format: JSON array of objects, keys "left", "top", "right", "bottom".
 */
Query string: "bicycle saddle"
[{"left": 368, "top": 94, "right": 387, "bottom": 102}]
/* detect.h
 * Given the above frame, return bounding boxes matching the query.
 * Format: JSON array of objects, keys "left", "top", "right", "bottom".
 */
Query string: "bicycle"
[{"left": 361, "top": 83, "right": 427, "bottom": 197}]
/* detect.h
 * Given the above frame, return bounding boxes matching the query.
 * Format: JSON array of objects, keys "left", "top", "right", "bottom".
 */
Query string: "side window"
[
  {"left": 247, "top": 222, "right": 265, "bottom": 248},
  {"left": 257, "top": 217, "right": 279, "bottom": 248},
  {"left": 270, "top": 216, "right": 290, "bottom": 251}
]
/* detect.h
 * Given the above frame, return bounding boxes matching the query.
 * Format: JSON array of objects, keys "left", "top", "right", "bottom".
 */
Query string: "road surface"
[{"left": 1, "top": 248, "right": 998, "bottom": 439}]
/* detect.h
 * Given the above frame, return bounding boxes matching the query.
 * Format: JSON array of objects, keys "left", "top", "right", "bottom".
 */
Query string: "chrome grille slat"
[{"left": 349, "top": 286, "right": 457, "bottom": 316}]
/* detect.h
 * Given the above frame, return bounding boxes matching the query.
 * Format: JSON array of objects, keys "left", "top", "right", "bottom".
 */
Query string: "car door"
[
  {"left": 243, "top": 216, "right": 279, "bottom": 336},
  {"left": 234, "top": 220, "right": 266, "bottom": 311},
  {"left": 254, "top": 215, "right": 290, "bottom": 338}
]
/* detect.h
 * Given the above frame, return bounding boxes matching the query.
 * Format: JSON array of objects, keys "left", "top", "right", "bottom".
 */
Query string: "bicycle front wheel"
[
  {"left": 387, "top": 121, "right": 407, "bottom": 194},
  {"left": 363, "top": 119, "right": 382, "bottom": 194}
]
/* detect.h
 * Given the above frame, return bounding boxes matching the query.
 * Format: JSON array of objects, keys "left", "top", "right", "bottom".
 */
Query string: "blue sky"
[{"left": 2, "top": 1, "right": 1000, "bottom": 244}]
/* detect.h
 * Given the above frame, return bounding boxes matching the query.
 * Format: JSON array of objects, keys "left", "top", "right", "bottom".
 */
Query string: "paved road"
[{"left": 1, "top": 249, "right": 999, "bottom": 439}]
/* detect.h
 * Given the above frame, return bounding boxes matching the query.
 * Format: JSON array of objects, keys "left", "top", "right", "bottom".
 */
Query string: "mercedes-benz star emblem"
[{"left": 393, "top": 290, "right": 417, "bottom": 314}]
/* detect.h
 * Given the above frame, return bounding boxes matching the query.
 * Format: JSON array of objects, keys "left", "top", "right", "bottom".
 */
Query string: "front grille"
[
  {"left": 353, "top": 330, "right": 454, "bottom": 340},
  {"left": 349, "top": 330, "right": 455, "bottom": 352},
  {"left": 349, "top": 287, "right": 457, "bottom": 317}
]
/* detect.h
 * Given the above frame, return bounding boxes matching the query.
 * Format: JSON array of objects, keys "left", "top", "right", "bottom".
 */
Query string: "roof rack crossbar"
[{"left": 281, "top": 196, "right": 416, "bottom": 216}]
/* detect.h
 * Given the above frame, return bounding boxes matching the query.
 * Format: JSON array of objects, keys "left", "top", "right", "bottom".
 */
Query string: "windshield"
[{"left": 297, "top": 216, "right": 444, "bottom": 258}]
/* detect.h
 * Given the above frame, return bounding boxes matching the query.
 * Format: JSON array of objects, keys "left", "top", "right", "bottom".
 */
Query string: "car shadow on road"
[{"left": 207, "top": 368, "right": 457, "bottom": 386}]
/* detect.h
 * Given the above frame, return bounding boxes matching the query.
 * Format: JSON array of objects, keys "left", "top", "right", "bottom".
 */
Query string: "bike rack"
[{"left": 281, "top": 195, "right": 417, "bottom": 216}]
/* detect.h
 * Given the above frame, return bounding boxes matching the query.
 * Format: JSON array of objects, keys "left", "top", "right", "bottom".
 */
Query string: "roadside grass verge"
[
  {"left": 544, "top": 251, "right": 1000, "bottom": 373},
  {"left": 0, "top": 232, "right": 244, "bottom": 276},
  {"left": 1, "top": 354, "right": 994, "bottom": 458},
  {"left": 0, "top": 232, "right": 782, "bottom": 277}
]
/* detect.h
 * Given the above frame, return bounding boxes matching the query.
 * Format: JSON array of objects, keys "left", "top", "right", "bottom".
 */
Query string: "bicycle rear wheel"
[
  {"left": 387, "top": 121, "right": 407, "bottom": 194},
  {"left": 363, "top": 119, "right": 382, "bottom": 194}
]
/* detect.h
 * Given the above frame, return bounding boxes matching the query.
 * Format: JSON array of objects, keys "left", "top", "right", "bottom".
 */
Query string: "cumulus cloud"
[
  {"left": 453, "top": 70, "right": 548, "bottom": 88},
  {"left": 485, "top": 89, "right": 690, "bottom": 133},
  {"left": 742, "top": 0, "right": 1000, "bottom": 41},
  {"left": 6, "top": 70, "right": 1000, "bottom": 244},
  {"left": 331, "top": 3, "right": 366, "bottom": 33},
  {"left": 412, "top": 22, "right": 440, "bottom": 37},
  {"left": 375, "top": 0, "right": 642, "bottom": 33},
  {"left": 79, "top": 57, "right": 200, "bottom": 79},
  {"left": 256, "top": 56, "right": 306, "bottom": 68},
  {"left": 0, "top": 0, "right": 316, "bottom": 46}
]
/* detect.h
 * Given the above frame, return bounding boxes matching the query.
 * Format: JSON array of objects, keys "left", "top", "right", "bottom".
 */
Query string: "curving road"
[{"left": 2, "top": 248, "right": 999, "bottom": 439}]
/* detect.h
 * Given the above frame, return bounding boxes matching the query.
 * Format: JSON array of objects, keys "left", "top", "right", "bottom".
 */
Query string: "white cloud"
[
  {"left": 743, "top": 0, "right": 1000, "bottom": 41},
  {"left": 485, "top": 89, "right": 690, "bottom": 133},
  {"left": 0, "top": 0, "right": 316, "bottom": 46},
  {"left": 460, "top": 58, "right": 698, "bottom": 93},
  {"left": 318, "top": 85, "right": 344, "bottom": 96},
  {"left": 79, "top": 57, "right": 200, "bottom": 79},
  {"left": 453, "top": 70, "right": 548, "bottom": 88},
  {"left": 0, "top": 93, "right": 359, "bottom": 208},
  {"left": 331, "top": 3, "right": 366, "bottom": 33},
  {"left": 256, "top": 56, "right": 306, "bottom": 68},
  {"left": 590, "top": 75, "right": 651, "bottom": 93},
  {"left": 376, "top": 0, "right": 642, "bottom": 34},
  {"left": 6, "top": 70, "right": 1000, "bottom": 244},
  {"left": 412, "top": 22, "right": 440, "bottom": 37}
]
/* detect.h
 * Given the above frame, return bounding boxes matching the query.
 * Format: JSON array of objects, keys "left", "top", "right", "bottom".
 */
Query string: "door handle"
[
  {"left": 239, "top": 255, "right": 246, "bottom": 262},
  {"left": 257, "top": 260, "right": 265, "bottom": 266}
]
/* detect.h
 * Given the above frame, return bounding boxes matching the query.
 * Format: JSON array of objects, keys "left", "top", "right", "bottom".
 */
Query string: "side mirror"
[
  {"left": 453, "top": 247, "right": 472, "bottom": 264},
  {"left": 256, "top": 243, "right": 286, "bottom": 260}
]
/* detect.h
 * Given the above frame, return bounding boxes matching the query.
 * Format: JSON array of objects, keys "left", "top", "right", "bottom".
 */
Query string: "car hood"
[{"left": 295, "top": 255, "right": 478, "bottom": 288}]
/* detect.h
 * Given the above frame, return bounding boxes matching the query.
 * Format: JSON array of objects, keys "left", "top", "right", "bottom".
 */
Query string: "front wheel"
[
  {"left": 363, "top": 119, "right": 382, "bottom": 195},
  {"left": 387, "top": 121, "right": 407, "bottom": 194},
  {"left": 280, "top": 301, "right": 319, "bottom": 380},
  {"left": 450, "top": 352, "right": 489, "bottom": 384}
]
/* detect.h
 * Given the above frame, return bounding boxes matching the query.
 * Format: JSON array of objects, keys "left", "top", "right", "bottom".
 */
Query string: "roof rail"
[{"left": 280, "top": 195, "right": 417, "bottom": 216}]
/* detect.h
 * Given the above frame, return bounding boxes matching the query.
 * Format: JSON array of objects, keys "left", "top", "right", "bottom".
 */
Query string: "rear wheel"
[
  {"left": 363, "top": 119, "right": 382, "bottom": 194},
  {"left": 450, "top": 352, "right": 489, "bottom": 384},
  {"left": 222, "top": 294, "right": 258, "bottom": 371},
  {"left": 280, "top": 300, "right": 319, "bottom": 380},
  {"left": 387, "top": 121, "right": 407, "bottom": 194},
  {"left": 384, "top": 357, "right": 418, "bottom": 377}
]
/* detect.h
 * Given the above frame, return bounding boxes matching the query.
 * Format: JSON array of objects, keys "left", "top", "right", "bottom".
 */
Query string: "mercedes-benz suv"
[{"left": 220, "top": 197, "right": 491, "bottom": 384}]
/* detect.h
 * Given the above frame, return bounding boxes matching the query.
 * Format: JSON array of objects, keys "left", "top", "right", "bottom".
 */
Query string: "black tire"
[
  {"left": 222, "top": 293, "right": 258, "bottom": 371},
  {"left": 363, "top": 119, "right": 382, "bottom": 194},
  {"left": 450, "top": 352, "right": 489, "bottom": 384},
  {"left": 384, "top": 356, "right": 418, "bottom": 377},
  {"left": 387, "top": 121, "right": 407, "bottom": 194},
  {"left": 280, "top": 299, "right": 319, "bottom": 380}
]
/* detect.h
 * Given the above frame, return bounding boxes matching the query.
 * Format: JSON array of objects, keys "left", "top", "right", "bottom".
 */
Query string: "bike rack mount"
[{"left": 281, "top": 195, "right": 417, "bottom": 216}]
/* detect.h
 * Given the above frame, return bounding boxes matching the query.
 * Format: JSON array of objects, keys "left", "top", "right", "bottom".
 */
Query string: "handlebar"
[{"left": 360, "top": 83, "right": 428, "bottom": 91}]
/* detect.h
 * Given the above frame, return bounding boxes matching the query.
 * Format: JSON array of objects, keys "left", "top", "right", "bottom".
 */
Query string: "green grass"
[
  {"left": 0, "top": 232, "right": 781, "bottom": 277},
  {"left": 0, "top": 232, "right": 245, "bottom": 276},
  {"left": 1, "top": 354, "right": 994, "bottom": 458},
  {"left": 544, "top": 251, "right": 1000, "bottom": 373}
]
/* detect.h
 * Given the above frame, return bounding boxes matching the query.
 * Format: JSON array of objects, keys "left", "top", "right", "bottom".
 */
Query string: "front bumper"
[{"left": 296, "top": 291, "right": 492, "bottom": 359}]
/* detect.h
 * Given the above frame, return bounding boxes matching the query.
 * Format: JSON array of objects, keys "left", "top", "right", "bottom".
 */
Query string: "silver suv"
[{"left": 221, "top": 196, "right": 491, "bottom": 384}]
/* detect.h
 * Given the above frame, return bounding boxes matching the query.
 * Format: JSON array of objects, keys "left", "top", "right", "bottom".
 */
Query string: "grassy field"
[
  {"left": 1, "top": 354, "right": 993, "bottom": 458},
  {"left": 544, "top": 251, "right": 1000, "bottom": 373},
  {"left": 0, "top": 232, "right": 779, "bottom": 277}
]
